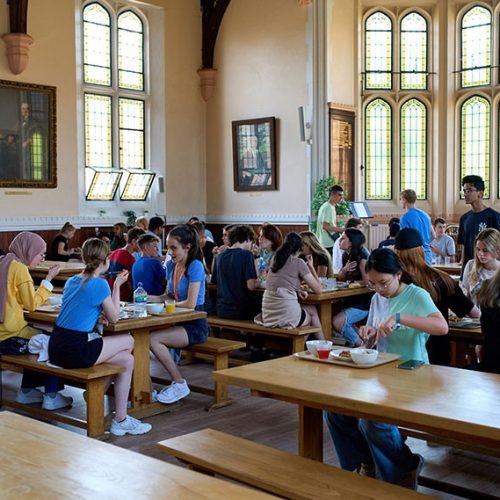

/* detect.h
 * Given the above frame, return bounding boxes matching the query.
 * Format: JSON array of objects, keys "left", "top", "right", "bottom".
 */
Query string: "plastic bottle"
[{"left": 133, "top": 282, "right": 148, "bottom": 317}]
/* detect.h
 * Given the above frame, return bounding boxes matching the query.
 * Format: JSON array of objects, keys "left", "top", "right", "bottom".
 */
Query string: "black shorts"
[
  {"left": 297, "top": 308, "right": 307, "bottom": 327},
  {"left": 49, "top": 325, "right": 103, "bottom": 369}
]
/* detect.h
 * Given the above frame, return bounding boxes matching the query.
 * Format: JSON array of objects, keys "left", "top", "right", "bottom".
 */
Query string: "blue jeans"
[
  {"left": 340, "top": 307, "right": 368, "bottom": 346},
  {"left": 324, "top": 412, "right": 414, "bottom": 484}
]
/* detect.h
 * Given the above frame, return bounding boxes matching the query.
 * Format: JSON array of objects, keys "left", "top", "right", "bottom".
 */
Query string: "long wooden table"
[
  {"left": 448, "top": 323, "right": 484, "bottom": 368},
  {"left": 30, "top": 260, "right": 85, "bottom": 281},
  {"left": 302, "top": 286, "right": 372, "bottom": 339},
  {"left": 214, "top": 355, "right": 500, "bottom": 462},
  {"left": 0, "top": 411, "right": 271, "bottom": 499},
  {"left": 25, "top": 308, "right": 206, "bottom": 418},
  {"left": 432, "top": 263, "right": 462, "bottom": 275}
]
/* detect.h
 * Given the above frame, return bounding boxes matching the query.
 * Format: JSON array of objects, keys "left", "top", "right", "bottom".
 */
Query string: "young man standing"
[
  {"left": 132, "top": 234, "right": 166, "bottom": 296},
  {"left": 430, "top": 218, "right": 456, "bottom": 263},
  {"left": 399, "top": 189, "right": 433, "bottom": 264},
  {"left": 458, "top": 175, "right": 500, "bottom": 270},
  {"left": 315, "top": 185, "right": 345, "bottom": 254}
]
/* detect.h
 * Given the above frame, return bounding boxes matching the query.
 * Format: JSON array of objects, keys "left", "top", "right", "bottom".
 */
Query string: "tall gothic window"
[
  {"left": 400, "top": 12, "right": 428, "bottom": 90},
  {"left": 365, "top": 12, "right": 392, "bottom": 90}
]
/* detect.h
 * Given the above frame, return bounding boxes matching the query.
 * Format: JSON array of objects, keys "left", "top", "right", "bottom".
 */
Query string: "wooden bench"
[
  {"left": 152, "top": 337, "right": 246, "bottom": 411},
  {"left": 158, "top": 429, "right": 429, "bottom": 499},
  {"left": 207, "top": 316, "right": 320, "bottom": 354},
  {"left": 0, "top": 354, "right": 124, "bottom": 439}
]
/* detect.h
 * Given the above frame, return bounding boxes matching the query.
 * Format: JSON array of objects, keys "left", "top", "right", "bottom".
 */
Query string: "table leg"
[
  {"left": 298, "top": 405, "right": 323, "bottom": 461},
  {"left": 130, "top": 328, "right": 151, "bottom": 408},
  {"left": 318, "top": 303, "right": 332, "bottom": 340}
]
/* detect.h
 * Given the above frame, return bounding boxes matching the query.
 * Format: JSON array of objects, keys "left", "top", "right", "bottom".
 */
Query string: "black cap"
[{"left": 394, "top": 228, "right": 423, "bottom": 250}]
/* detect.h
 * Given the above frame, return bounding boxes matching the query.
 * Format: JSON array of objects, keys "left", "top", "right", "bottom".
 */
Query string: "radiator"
[{"left": 367, "top": 224, "right": 388, "bottom": 250}]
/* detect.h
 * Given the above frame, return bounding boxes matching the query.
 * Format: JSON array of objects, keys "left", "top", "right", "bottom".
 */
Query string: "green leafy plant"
[
  {"left": 123, "top": 210, "right": 136, "bottom": 227},
  {"left": 310, "top": 176, "right": 350, "bottom": 232}
]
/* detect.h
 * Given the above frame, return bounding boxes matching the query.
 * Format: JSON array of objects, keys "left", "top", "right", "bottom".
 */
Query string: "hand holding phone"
[{"left": 397, "top": 359, "right": 425, "bottom": 370}]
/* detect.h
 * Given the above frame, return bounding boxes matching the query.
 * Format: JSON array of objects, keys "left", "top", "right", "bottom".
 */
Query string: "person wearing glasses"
[
  {"left": 458, "top": 175, "right": 500, "bottom": 273},
  {"left": 324, "top": 248, "right": 448, "bottom": 491}
]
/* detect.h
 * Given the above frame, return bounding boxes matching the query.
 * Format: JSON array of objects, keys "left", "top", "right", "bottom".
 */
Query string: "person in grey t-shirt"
[{"left": 430, "top": 218, "right": 456, "bottom": 263}]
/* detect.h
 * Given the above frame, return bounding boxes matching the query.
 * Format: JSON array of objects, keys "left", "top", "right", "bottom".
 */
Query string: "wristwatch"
[{"left": 394, "top": 312, "right": 401, "bottom": 330}]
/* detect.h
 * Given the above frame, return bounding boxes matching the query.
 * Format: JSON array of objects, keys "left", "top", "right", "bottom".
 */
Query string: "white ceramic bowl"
[
  {"left": 146, "top": 303, "right": 164, "bottom": 315},
  {"left": 349, "top": 348, "right": 378, "bottom": 365},
  {"left": 48, "top": 295, "right": 62, "bottom": 306},
  {"left": 306, "top": 340, "right": 332, "bottom": 356}
]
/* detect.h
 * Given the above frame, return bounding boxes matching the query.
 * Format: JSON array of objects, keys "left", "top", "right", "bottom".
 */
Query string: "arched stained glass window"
[
  {"left": 461, "top": 6, "right": 491, "bottom": 88},
  {"left": 83, "top": 2, "right": 111, "bottom": 86},
  {"left": 365, "top": 12, "right": 392, "bottom": 90},
  {"left": 461, "top": 96, "right": 490, "bottom": 197},
  {"left": 118, "top": 10, "right": 144, "bottom": 90},
  {"left": 400, "top": 12, "right": 428, "bottom": 90},
  {"left": 365, "top": 99, "right": 392, "bottom": 200},
  {"left": 400, "top": 99, "right": 427, "bottom": 199}
]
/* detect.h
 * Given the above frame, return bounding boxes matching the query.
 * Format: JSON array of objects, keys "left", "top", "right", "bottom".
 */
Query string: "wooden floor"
[{"left": 2, "top": 358, "right": 500, "bottom": 499}]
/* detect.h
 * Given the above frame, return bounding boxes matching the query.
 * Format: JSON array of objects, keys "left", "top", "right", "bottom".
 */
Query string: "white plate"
[{"left": 330, "top": 348, "right": 353, "bottom": 361}]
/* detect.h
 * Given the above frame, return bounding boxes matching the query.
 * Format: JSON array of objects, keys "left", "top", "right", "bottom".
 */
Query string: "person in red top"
[{"left": 106, "top": 227, "right": 145, "bottom": 301}]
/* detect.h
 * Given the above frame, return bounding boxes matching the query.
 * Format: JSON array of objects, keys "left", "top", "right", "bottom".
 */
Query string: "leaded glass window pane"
[
  {"left": 461, "top": 6, "right": 491, "bottom": 88},
  {"left": 461, "top": 96, "right": 490, "bottom": 197},
  {"left": 84, "top": 93, "right": 112, "bottom": 169},
  {"left": 86, "top": 168, "right": 122, "bottom": 200},
  {"left": 400, "top": 12, "right": 428, "bottom": 90},
  {"left": 120, "top": 169, "right": 155, "bottom": 200},
  {"left": 365, "top": 99, "right": 392, "bottom": 199},
  {"left": 118, "top": 11, "right": 144, "bottom": 90},
  {"left": 83, "top": 3, "right": 111, "bottom": 86},
  {"left": 119, "top": 98, "right": 144, "bottom": 169},
  {"left": 365, "top": 12, "right": 392, "bottom": 90},
  {"left": 400, "top": 99, "right": 427, "bottom": 199}
]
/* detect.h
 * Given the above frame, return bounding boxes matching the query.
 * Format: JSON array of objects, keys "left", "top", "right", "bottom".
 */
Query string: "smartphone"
[{"left": 397, "top": 360, "right": 425, "bottom": 370}]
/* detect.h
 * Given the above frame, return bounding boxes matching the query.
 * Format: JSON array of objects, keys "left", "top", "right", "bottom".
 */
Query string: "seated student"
[
  {"left": 190, "top": 220, "right": 216, "bottom": 271},
  {"left": 325, "top": 249, "right": 448, "bottom": 490},
  {"left": 475, "top": 268, "right": 500, "bottom": 374},
  {"left": 332, "top": 229, "right": 370, "bottom": 346},
  {"left": 332, "top": 218, "right": 364, "bottom": 273},
  {"left": 462, "top": 228, "right": 500, "bottom": 299},
  {"left": 378, "top": 222, "right": 400, "bottom": 250},
  {"left": 258, "top": 232, "right": 324, "bottom": 339},
  {"left": 211, "top": 224, "right": 234, "bottom": 266},
  {"left": 0, "top": 232, "right": 71, "bottom": 410},
  {"left": 48, "top": 238, "right": 151, "bottom": 436},
  {"left": 299, "top": 231, "right": 334, "bottom": 278},
  {"left": 212, "top": 225, "right": 258, "bottom": 320},
  {"left": 188, "top": 216, "right": 215, "bottom": 243},
  {"left": 134, "top": 216, "right": 149, "bottom": 232},
  {"left": 107, "top": 227, "right": 145, "bottom": 302},
  {"left": 146, "top": 216, "right": 165, "bottom": 257},
  {"left": 110, "top": 223, "right": 128, "bottom": 251},
  {"left": 51, "top": 222, "right": 80, "bottom": 261},
  {"left": 395, "top": 228, "right": 479, "bottom": 366},
  {"left": 150, "top": 225, "right": 209, "bottom": 404},
  {"left": 131, "top": 234, "right": 166, "bottom": 296},
  {"left": 430, "top": 218, "right": 456, "bottom": 263},
  {"left": 255, "top": 223, "right": 283, "bottom": 279}
]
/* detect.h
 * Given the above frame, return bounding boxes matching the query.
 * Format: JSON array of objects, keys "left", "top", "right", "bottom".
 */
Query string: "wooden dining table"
[
  {"left": 30, "top": 260, "right": 85, "bottom": 281},
  {"left": 302, "top": 286, "right": 372, "bottom": 339},
  {"left": 25, "top": 307, "right": 206, "bottom": 418},
  {"left": 0, "top": 411, "right": 270, "bottom": 499},
  {"left": 431, "top": 262, "right": 462, "bottom": 275},
  {"left": 213, "top": 355, "right": 500, "bottom": 462},
  {"left": 448, "top": 322, "right": 484, "bottom": 368}
]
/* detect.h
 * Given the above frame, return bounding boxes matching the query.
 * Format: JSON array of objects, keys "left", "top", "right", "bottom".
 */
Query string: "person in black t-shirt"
[
  {"left": 211, "top": 225, "right": 259, "bottom": 320},
  {"left": 50, "top": 222, "right": 80, "bottom": 262},
  {"left": 378, "top": 222, "right": 400, "bottom": 250},
  {"left": 395, "top": 228, "right": 480, "bottom": 366},
  {"left": 458, "top": 175, "right": 500, "bottom": 272}
]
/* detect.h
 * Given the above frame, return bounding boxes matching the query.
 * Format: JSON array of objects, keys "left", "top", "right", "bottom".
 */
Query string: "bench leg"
[
  {"left": 207, "top": 352, "right": 232, "bottom": 411},
  {"left": 86, "top": 379, "right": 106, "bottom": 438},
  {"left": 291, "top": 337, "right": 306, "bottom": 354}
]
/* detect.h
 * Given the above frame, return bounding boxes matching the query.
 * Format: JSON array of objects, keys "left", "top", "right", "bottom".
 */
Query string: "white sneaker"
[
  {"left": 42, "top": 393, "right": 73, "bottom": 411},
  {"left": 110, "top": 415, "right": 152, "bottom": 436},
  {"left": 151, "top": 389, "right": 158, "bottom": 403},
  {"left": 157, "top": 381, "right": 190, "bottom": 404},
  {"left": 16, "top": 388, "right": 43, "bottom": 404}
]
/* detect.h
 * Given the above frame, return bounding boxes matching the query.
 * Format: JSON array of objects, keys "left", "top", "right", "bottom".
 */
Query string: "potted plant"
[
  {"left": 123, "top": 210, "right": 136, "bottom": 227},
  {"left": 310, "top": 176, "right": 350, "bottom": 232}
]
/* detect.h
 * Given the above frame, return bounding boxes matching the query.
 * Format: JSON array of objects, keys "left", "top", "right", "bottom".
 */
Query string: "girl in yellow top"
[{"left": 0, "top": 232, "right": 72, "bottom": 410}]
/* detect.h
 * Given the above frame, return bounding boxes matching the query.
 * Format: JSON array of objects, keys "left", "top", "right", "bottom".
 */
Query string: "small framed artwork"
[
  {"left": 232, "top": 116, "right": 277, "bottom": 191},
  {"left": 0, "top": 79, "right": 57, "bottom": 188}
]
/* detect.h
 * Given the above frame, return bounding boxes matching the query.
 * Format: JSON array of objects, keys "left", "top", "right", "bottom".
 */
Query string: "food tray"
[
  {"left": 149, "top": 307, "right": 194, "bottom": 316},
  {"left": 449, "top": 319, "right": 481, "bottom": 329},
  {"left": 293, "top": 349, "right": 400, "bottom": 369}
]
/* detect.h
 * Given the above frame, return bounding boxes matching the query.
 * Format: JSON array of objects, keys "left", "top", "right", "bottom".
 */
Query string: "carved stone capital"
[
  {"left": 198, "top": 68, "right": 217, "bottom": 102},
  {"left": 2, "top": 32, "right": 33, "bottom": 74}
]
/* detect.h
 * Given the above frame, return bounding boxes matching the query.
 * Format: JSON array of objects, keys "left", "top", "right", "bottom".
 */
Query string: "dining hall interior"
[{"left": 0, "top": 0, "right": 500, "bottom": 498}]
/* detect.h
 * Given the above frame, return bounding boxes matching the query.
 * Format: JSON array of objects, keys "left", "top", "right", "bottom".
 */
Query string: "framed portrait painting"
[
  {"left": 0, "top": 79, "right": 57, "bottom": 188},
  {"left": 232, "top": 116, "right": 277, "bottom": 191}
]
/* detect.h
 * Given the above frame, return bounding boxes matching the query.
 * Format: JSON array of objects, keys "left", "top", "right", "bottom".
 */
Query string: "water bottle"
[{"left": 133, "top": 282, "right": 148, "bottom": 317}]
